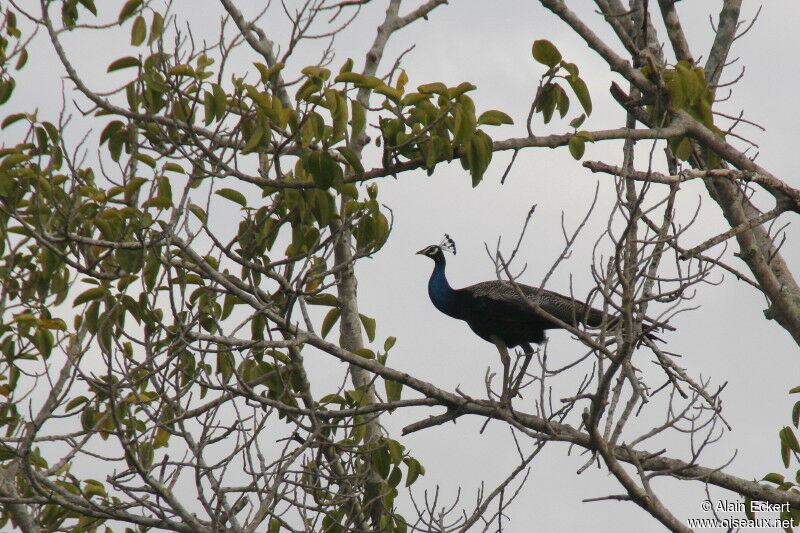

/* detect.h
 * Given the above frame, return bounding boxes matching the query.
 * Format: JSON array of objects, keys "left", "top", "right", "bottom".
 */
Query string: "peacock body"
[{"left": 418, "top": 236, "right": 605, "bottom": 349}]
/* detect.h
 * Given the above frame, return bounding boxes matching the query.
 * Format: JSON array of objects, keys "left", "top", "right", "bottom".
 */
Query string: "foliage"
[
  {"left": 642, "top": 60, "right": 723, "bottom": 166},
  {"left": 0, "top": 1, "right": 798, "bottom": 532},
  {"left": 530, "top": 39, "right": 594, "bottom": 159},
  {"left": 761, "top": 386, "right": 800, "bottom": 530}
]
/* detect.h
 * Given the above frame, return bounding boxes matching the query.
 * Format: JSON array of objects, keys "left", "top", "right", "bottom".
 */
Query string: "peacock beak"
[{"left": 415, "top": 247, "right": 427, "bottom": 255}]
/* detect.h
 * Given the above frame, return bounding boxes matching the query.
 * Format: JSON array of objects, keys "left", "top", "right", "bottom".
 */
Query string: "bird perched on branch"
[{"left": 417, "top": 235, "right": 608, "bottom": 403}]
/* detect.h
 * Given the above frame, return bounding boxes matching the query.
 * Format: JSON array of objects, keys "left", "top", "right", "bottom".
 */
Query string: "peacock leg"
[
  {"left": 490, "top": 336, "right": 511, "bottom": 406},
  {"left": 510, "top": 342, "right": 535, "bottom": 397}
]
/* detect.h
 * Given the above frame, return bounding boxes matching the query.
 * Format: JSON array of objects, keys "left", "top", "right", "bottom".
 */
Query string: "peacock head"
[{"left": 416, "top": 234, "right": 457, "bottom": 260}]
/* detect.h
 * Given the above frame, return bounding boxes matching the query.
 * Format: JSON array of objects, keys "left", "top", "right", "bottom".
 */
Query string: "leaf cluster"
[
  {"left": 643, "top": 60, "right": 724, "bottom": 167},
  {"left": 760, "top": 387, "right": 800, "bottom": 530},
  {"left": 531, "top": 40, "right": 594, "bottom": 159}
]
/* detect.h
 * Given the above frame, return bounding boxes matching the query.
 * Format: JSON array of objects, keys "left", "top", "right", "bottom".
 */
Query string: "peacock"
[{"left": 417, "top": 234, "right": 609, "bottom": 402}]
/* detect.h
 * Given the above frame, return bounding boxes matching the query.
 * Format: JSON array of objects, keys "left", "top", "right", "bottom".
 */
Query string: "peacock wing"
[{"left": 463, "top": 281, "right": 604, "bottom": 326}]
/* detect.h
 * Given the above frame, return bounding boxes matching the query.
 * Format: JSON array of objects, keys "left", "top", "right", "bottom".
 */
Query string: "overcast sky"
[
  {"left": 9, "top": 1, "right": 800, "bottom": 531},
  {"left": 357, "top": 2, "right": 799, "bottom": 530}
]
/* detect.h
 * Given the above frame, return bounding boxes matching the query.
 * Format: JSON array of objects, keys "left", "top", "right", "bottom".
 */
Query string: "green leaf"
[
  {"left": 304, "top": 151, "right": 342, "bottom": 189},
  {"left": 780, "top": 427, "right": 799, "bottom": 468},
  {"left": 793, "top": 401, "right": 800, "bottom": 428},
  {"left": 0, "top": 79, "right": 16, "bottom": 105},
  {"left": 159, "top": 175, "right": 174, "bottom": 202},
  {"left": 40, "top": 318, "right": 67, "bottom": 330},
  {"left": 339, "top": 58, "right": 354, "bottom": 74},
  {"left": 450, "top": 81, "right": 477, "bottom": 97},
  {"left": 215, "top": 188, "right": 247, "bottom": 207},
  {"left": 417, "top": 82, "right": 448, "bottom": 95},
  {"left": 1, "top": 113, "right": 27, "bottom": 129},
  {"left": 78, "top": 0, "right": 97, "bottom": 16},
  {"left": 33, "top": 328, "right": 54, "bottom": 359},
  {"left": 301, "top": 65, "right": 331, "bottom": 81},
  {"left": 477, "top": 110, "right": 513, "bottom": 126},
  {"left": 307, "top": 293, "right": 339, "bottom": 307},
  {"left": 163, "top": 162, "right": 185, "bottom": 173},
  {"left": 299, "top": 111, "right": 324, "bottom": 146},
  {"left": 116, "top": 248, "right": 144, "bottom": 273},
  {"left": 99, "top": 120, "right": 124, "bottom": 145},
  {"left": 568, "top": 135, "right": 585, "bottom": 160},
  {"left": 153, "top": 427, "right": 170, "bottom": 448},
  {"left": 65, "top": 396, "right": 89, "bottom": 413},
  {"left": 385, "top": 379, "right": 402, "bottom": 402},
  {"left": 671, "top": 136, "right": 693, "bottom": 161},
  {"left": 351, "top": 75, "right": 382, "bottom": 89},
  {"left": 0, "top": 153, "right": 30, "bottom": 170},
  {"left": 358, "top": 314, "right": 376, "bottom": 342},
  {"left": 15, "top": 48, "right": 28, "bottom": 71},
  {"left": 346, "top": 388, "right": 368, "bottom": 407},
  {"left": 781, "top": 440, "right": 791, "bottom": 468},
  {"left": 667, "top": 72, "right": 686, "bottom": 110},
  {"left": 118, "top": 0, "right": 142, "bottom": 22},
  {"left": 124, "top": 176, "right": 148, "bottom": 201},
  {"left": 374, "top": 84, "right": 402, "bottom": 103},
  {"left": 134, "top": 153, "right": 156, "bottom": 168},
  {"left": 763, "top": 473, "right": 785, "bottom": 484},
  {"left": 560, "top": 61, "right": 579, "bottom": 78},
  {"left": 403, "top": 93, "right": 432, "bottom": 109},
  {"left": 253, "top": 62, "right": 285, "bottom": 84},
  {"left": 334, "top": 71, "right": 366, "bottom": 85},
  {"left": 566, "top": 76, "right": 592, "bottom": 115},
  {"left": 73, "top": 287, "right": 107, "bottom": 306},
  {"left": 149, "top": 12, "right": 164, "bottom": 44},
  {"left": 569, "top": 114, "right": 586, "bottom": 129},
  {"left": 371, "top": 444, "right": 391, "bottom": 479},
  {"left": 168, "top": 64, "right": 195, "bottom": 77},
  {"left": 125, "top": 82, "right": 139, "bottom": 111},
  {"left": 319, "top": 393, "right": 346, "bottom": 405},
  {"left": 188, "top": 203, "right": 207, "bottom": 223},
  {"left": 321, "top": 308, "right": 341, "bottom": 338},
  {"left": 555, "top": 84, "right": 569, "bottom": 118},
  {"left": 532, "top": 39, "right": 562, "bottom": 67},
  {"left": 537, "top": 83, "right": 557, "bottom": 124},
  {"left": 789, "top": 386, "right": 800, "bottom": 394},
  {"left": 241, "top": 123, "right": 263, "bottom": 154},
  {"left": 464, "top": 131, "right": 492, "bottom": 187},
  {"left": 138, "top": 441, "right": 154, "bottom": 469},
  {"left": 141, "top": 196, "right": 172, "bottom": 209},
  {"left": 453, "top": 96, "right": 477, "bottom": 147},
  {"left": 675, "top": 61, "right": 699, "bottom": 104},
  {"left": 336, "top": 147, "right": 364, "bottom": 174},
  {"left": 785, "top": 426, "right": 800, "bottom": 453},
  {"left": 354, "top": 348, "right": 375, "bottom": 359},
  {"left": 216, "top": 350, "right": 234, "bottom": 383},
  {"left": 383, "top": 336, "right": 396, "bottom": 351},
  {"left": 351, "top": 100, "right": 366, "bottom": 138},
  {"left": 131, "top": 15, "right": 146, "bottom": 45},
  {"left": 403, "top": 457, "right": 425, "bottom": 487},
  {"left": 268, "top": 518, "right": 281, "bottom": 533},
  {"left": 107, "top": 56, "right": 141, "bottom": 72},
  {"left": 212, "top": 84, "right": 227, "bottom": 120},
  {"left": 203, "top": 91, "right": 216, "bottom": 125},
  {"left": 13, "top": 313, "right": 38, "bottom": 324},
  {"left": 386, "top": 439, "right": 404, "bottom": 464},
  {"left": 296, "top": 79, "right": 321, "bottom": 101}
]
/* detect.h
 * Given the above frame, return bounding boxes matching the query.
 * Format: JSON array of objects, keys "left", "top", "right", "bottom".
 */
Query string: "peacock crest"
[{"left": 440, "top": 234, "right": 457, "bottom": 255}]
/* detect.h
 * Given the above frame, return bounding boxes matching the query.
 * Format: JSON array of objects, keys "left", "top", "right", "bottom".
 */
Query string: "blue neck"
[{"left": 427, "top": 256, "right": 461, "bottom": 318}]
